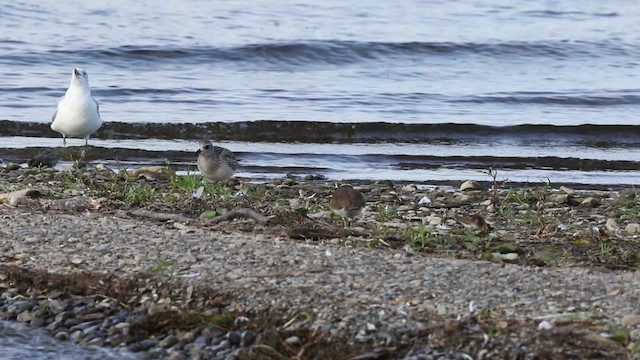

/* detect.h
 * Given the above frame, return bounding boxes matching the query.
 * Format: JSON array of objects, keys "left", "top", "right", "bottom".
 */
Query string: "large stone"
[
  {"left": 550, "top": 194, "right": 570, "bottom": 204},
  {"left": 621, "top": 314, "right": 640, "bottom": 327},
  {"left": 401, "top": 184, "right": 418, "bottom": 192},
  {"left": 423, "top": 215, "right": 442, "bottom": 226},
  {"left": 605, "top": 219, "right": 619, "bottom": 233},
  {"left": 625, "top": 223, "right": 640, "bottom": 234},
  {"left": 16, "top": 310, "right": 34, "bottom": 322},
  {"left": 4, "top": 163, "right": 20, "bottom": 171},
  {"left": 460, "top": 180, "right": 482, "bottom": 191},
  {"left": 559, "top": 186, "right": 575, "bottom": 195},
  {"left": 581, "top": 197, "right": 600, "bottom": 208},
  {"left": 159, "top": 335, "right": 179, "bottom": 348}
]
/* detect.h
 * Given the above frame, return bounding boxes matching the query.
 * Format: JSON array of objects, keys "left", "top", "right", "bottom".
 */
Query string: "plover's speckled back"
[
  {"left": 196, "top": 140, "right": 238, "bottom": 180},
  {"left": 330, "top": 184, "right": 365, "bottom": 218},
  {"left": 51, "top": 68, "right": 103, "bottom": 146}
]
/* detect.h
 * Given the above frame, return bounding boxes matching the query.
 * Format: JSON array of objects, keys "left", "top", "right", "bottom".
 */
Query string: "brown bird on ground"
[
  {"left": 330, "top": 184, "right": 366, "bottom": 219},
  {"left": 457, "top": 214, "right": 493, "bottom": 232}
]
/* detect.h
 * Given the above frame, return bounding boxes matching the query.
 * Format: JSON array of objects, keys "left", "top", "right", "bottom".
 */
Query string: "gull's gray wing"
[{"left": 92, "top": 97, "right": 100, "bottom": 116}]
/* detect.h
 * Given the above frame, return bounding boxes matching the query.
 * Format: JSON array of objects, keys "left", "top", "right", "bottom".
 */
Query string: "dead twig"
[
  {"left": 204, "top": 208, "right": 268, "bottom": 225},
  {"left": 287, "top": 227, "right": 369, "bottom": 240},
  {"left": 129, "top": 209, "right": 192, "bottom": 222},
  {"left": 44, "top": 197, "right": 102, "bottom": 211}
]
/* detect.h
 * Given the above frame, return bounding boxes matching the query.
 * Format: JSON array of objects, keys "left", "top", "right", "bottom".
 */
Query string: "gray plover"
[
  {"left": 330, "top": 184, "right": 365, "bottom": 219},
  {"left": 196, "top": 140, "right": 238, "bottom": 180},
  {"left": 51, "top": 68, "right": 103, "bottom": 146}
]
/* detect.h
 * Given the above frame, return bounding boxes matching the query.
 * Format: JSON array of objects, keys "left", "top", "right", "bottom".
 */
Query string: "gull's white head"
[{"left": 71, "top": 68, "right": 90, "bottom": 87}]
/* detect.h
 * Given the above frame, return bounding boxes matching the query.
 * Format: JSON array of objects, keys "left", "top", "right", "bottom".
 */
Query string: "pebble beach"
[{"left": 0, "top": 163, "right": 639, "bottom": 359}]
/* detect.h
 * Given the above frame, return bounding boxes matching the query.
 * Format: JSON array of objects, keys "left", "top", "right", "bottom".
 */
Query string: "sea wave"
[
  {"left": 452, "top": 92, "right": 640, "bottom": 106},
  {"left": 2, "top": 120, "right": 640, "bottom": 146},
  {"left": 3, "top": 39, "right": 638, "bottom": 68}
]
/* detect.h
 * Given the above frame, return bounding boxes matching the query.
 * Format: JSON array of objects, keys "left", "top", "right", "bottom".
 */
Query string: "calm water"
[
  {"left": 0, "top": 321, "right": 136, "bottom": 359},
  {"left": 2, "top": 0, "right": 640, "bottom": 186}
]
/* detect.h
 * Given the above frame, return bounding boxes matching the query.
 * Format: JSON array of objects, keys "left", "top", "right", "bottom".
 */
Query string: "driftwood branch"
[
  {"left": 0, "top": 189, "right": 41, "bottom": 206},
  {"left": 287, "top": 227, "right": 369, "bottom": 240},
  {"left": 205, "top": 208, "right": 268, "bottom": 225},
  {"left": 129, "top": 209, "right": 192, "bottom": 222},
  {"left": 44, "top": 197, "right": 102, "bottom": 211}
]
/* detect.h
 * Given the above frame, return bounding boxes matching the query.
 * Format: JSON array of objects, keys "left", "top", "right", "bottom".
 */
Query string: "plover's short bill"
[
  {"left": 196, "top": 140, "right": 238, "bottom": 180},
  {"left": 330, "top": 184, "right": 365, "bottom": 218},
  {"left": 458, "top": 214, "right": 493, "bottom": 232},
  {"left": 51, "top": 68, "right": 103, "bottom": 146}
]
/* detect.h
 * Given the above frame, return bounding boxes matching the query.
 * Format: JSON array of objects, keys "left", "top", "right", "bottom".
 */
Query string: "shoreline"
[{"left": 0, "top": 165, "right": 639, "bottom": 358}]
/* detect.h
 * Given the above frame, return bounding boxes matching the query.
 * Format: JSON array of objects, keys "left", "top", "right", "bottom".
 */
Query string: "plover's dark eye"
[{"left": 204, "top": 144, "right": 211, "bottom": 150}]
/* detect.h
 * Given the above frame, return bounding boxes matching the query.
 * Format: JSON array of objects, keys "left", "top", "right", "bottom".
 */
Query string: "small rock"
[
  {"left": 159, "top": 335, "right": 179, "bottom": 348},
  {"left": 95, "top": 163, "right": 110, "bottom": 172},
  {"left": 27, "top": 150, "right": 60, "bottom": 168},
  {"left": 79, "top": 312, "right": 105, "bottom": 321},
  {"left": 284, "top": 336, "right": 301, "bottom": 345},
  {"left": 85, "top": 337, "right": 105, "bottom": 347},
  {"left": 538, "top": 320, "right": 554, "bottom": 330},
  {"left": 70, "top": 330, "right": 83, "bottom": 343},
  {"left": 48, "top": 290, "right": 64, "bottom": 299},
  {"left": 45, "top": 319, "right": 63, "bottom": 332},
  {"left": 376, "top": 180, "right": 395, "bottom": 188},
  {"left": 30, "top": 317, "right": 46, "bottom": 327},
  {"left": 240, "top": 330, "right": 256, "bottom": 346},
  {"left": 94, "top": 244, "right": 111, "bottom": 252},
  {"left": 304, "top": 174, "right": 326, "bottom": 180},
  {"left": 7, "top": 301, "right": 34, "bottom": 316},
  {"left": 47, "top": 300, "right": 67, "bottom": 315},
  {"left": 55, "top": 331, "right": 69, "bottom": 341},
  {"left": 226, "top": 331, "right": 241, "bottom": 346},
  {"left": 622, "top": 314, "right": 640, "bottom": 327},
  {"left": 396, "top": 205, "right": 411, "bottom": 212},
  {"left": 129, "top": 339, "right": 157, "bottom": 352},
  {"left": 423, "top": 215, "right": 442, "bottom": 226},
  {"left": 550, "top": 194, "right": 569, "bottom": 204},
  {"left": 582, "top": 331, "right": 618, "bottom": 347},
  {"left": 108, "top": 334, "right": 131, "bottom": 347},
  {"left": 460, "top": 180, "right": 482, "bottom": 191},
  {"left": 183, "top": 343, "right": 202, "bottom": 354},
  {"left": 580, "top": 197, "right": 600, "bottom": 208},
  {"left": 454, "top": 193, "right": 471, "bottom": 203},
  {"left": 5, "top": 162, "right": 20, "bottom": 171},
  {"left": 492, "top": 253, "right": 519, "bottom": 262},
  {"left": 559, "top": 186, "right": 575, "bottom": 195},
  {"left": 214, "top": 340, "right": 231, "bottom": 351},
  {"left": 625, "top": 223, "right": 640, "bottom": 234},
  {"left": 167, "top": 351, "right": 188, "bottom": 360},
  {"left": 16, "top": 310, "right": 35, "bottom": 322},
  {"left": 605, "top": 219, "right": 619, "bottom": 233},
  {"left": 201, "top": 326, "right": 225, "bottom": 338},
  {"left": 401, "top": 184, "right": 418, "bottom": 192},
  {"left": 146, "top": 348, "right": 168, "bottom": 359}
]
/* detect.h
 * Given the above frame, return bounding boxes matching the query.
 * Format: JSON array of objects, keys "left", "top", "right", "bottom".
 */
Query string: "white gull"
[{"left": 51, "top": 68, "right": 103, "bottom": 146}]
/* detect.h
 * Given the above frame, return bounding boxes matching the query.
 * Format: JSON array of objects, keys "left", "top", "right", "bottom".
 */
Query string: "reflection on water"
[{"left": 0, "top": 321, "right": 137, "bottom": 360}]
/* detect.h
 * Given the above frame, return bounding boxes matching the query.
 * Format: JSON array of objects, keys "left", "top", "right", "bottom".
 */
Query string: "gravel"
[{"left": 1, "top": 205, "right": 639, "bottom": 358}]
